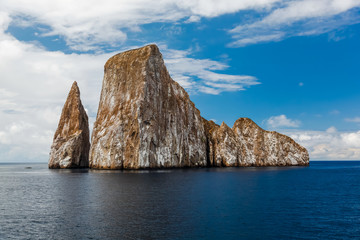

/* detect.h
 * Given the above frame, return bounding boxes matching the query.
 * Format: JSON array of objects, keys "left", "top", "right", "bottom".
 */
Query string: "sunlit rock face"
[
  {"left": 203, "top": 119, "right": 241, "bottom": 167},
  {"left": 48, "top": 81, "right": 90, "bottom": 169},
  {"left": 204, "top": 118, "right": 309, "bottom": 167},
  {"left": 89, "top": 45, "right": 207, "bottom": 169},
  {"left": 89, "top": 44, "right": 309, "bottom": 169},
  {"left": 232, "top": 118, "right": 309, "bottom": 166}
]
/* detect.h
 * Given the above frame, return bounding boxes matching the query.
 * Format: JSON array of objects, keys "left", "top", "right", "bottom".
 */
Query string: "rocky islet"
[{"left": 49, "top": 44, "right": 309, "bottom": 169}]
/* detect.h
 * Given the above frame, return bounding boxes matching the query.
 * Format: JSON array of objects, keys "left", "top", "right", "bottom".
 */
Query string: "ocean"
[{"left": 0, "top": 161, "right": 359, "bottom": 239}]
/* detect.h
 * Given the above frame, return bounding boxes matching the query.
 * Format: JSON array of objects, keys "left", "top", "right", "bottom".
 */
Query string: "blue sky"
[{"left": 0, "top": 0, "right": 360, "bottom": 162}]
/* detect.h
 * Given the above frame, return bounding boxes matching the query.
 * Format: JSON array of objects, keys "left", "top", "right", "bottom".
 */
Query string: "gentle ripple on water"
[{"left": 0, "top": 161, "right": 359, "bottom": 239}]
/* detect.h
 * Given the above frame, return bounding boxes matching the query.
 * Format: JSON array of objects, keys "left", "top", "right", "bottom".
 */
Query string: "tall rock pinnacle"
[
  {"left": 49, "top": 81, "right": 90, "bottom": 168},
  {"left": 90, "top": 44, "right": 207, "bottom": 169}
]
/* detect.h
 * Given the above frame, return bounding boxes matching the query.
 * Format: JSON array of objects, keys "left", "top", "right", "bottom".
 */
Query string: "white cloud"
[
  {"left": 2, "top": 1, "right": 180, "bottom": 51},
  {"left": 326, "top": 126, "right": 337, "bottom": 133},
  {"left": 342, "top": 131, "right": 360, "bottom": 147},
  {"left": 229, "top": 33, "right": 285, "bottom": 47},
  {"left": 345, "top": 117, "right": 360, "bottom": 123},
  {"left": 285, "top": 129, "right": 360, "bottom": 160},
  {"left": 176, "top": 0, "right": 279, "bottom": 17},
  {"left": 162, "top": 46, "right": 259, "bottom": 94},
  {"left": 260, "top": 0, "right": 360, "bottom": 24},
  {"left": 330, "top": 109, "right": 340, "bottom": 115},
  {"left": 1, "top": 0, "right": 280, "bottom": 51},
  {"left": 0, "top": 12, "right": 11, "bottom": 32},
  {"left": 266, "top": 114, "right": 301, "bottom": 128},
  {"left": 0, "top": 15, "right": 112, "bottom": 161},
  {"left": 229, "top": 0, "right": 360, "bottom": 47},
  {"left": 2, "top": 1, "right": 358, "bottom": 50},
  {"left": 0, "top": 31, "right": 110, "bottom": 162},
  {"left": 185, "top": 15, "right": 201, "bottom": 23},
  {"left": 198, "top": 86, "right": 221, "bottom": 95}
]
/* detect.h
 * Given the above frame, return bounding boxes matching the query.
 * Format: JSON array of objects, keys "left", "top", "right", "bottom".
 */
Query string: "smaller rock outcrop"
[
  {"left": 204, "top": 117, "right": 309, "bottom": 167},
  {"left": 48, "top": 81, "right": 90, "bottom": 169},
  {"left": 233, "top": 118, "right": 309, "bottom": 166}
]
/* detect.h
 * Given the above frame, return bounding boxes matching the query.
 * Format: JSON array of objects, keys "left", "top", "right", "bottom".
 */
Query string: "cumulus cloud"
[
  {"left": 229, "top": 0, "right": 360, "bottom": 47},
  {"left": 284, "top": 128, "right": 360, "bottom": 160},
  {"left": 0, "top": 17, "right": 110, "bottom": 161},
  {"left": 326, "top": 126, "right": 337, "bottom": 133},
  {"left": 266, "top": 114, "right": 301, "bottom": 128}
]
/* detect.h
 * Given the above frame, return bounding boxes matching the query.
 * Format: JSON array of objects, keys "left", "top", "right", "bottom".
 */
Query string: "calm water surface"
[{"left": 0, "top": 161, "right": 359, "bottom": 239}]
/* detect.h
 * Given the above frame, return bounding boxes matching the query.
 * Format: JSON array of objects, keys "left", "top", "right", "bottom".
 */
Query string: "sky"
[{"left": 0, "top": 0, "right": 360, "bottom": 162}]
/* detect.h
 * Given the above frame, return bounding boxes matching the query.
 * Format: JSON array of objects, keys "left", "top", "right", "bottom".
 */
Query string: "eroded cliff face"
[
  {"left": 48, "top": 81, "right": 90, "bottom": 168},
  {"left": 204, "top": 118, "right": 309, "bottom": 167},
  {"left": 203, "top": 119, "right": 241, "bottom": 167},
  {"left": 233, "top": 118, "right": 309, "bottom": 166},
  {"left": 89, "top": 44, "right": 309, "bottom": 169},
  {"left": 90, "top": 45, "right": 207, "bottom": 169}
]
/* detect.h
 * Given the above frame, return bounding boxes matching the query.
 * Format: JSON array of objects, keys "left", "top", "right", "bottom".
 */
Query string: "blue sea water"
[{"left": 0, "top": 161, "right": 359, "bottom": 239}]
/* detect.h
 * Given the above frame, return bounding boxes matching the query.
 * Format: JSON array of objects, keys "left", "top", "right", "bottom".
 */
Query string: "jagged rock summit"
[
  {"left": 89, "top": 44, "right": 309, "bottom": 169},
  {"left": 48, "top": 81, "right": 90, "bottom": 169},
  {"left": 90, "top": 44, "right": 207, "bottom": 169},
  {"left": 204, "top": 118, "right": 309, "bottom": 166}
]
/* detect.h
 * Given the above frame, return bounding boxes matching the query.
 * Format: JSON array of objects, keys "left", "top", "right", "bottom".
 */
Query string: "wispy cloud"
[
  {"left": 330, "top": 109, "right": 340, "bottom": 115},
  {"left": 229, "top": 33, "right": 285, "bottom": 47},
  {"left": 1, "top": 0, "right": 279, "bottom": 51},
  {"left": 229, "top": 0, "right": 360, "bottom": 47},
  {"left": 266, "top": 114, "right": 301, "bottom": 128},
  {"left": 345, "top": 117, "right": 360, "bottom": 123},
  {"left": 162, "top": 46, "right": 259, "bottom": 95}
]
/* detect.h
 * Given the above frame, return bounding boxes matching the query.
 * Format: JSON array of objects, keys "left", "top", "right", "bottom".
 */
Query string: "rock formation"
[
  {"left": 203, "top": 119, "right": 241, "bottom": 167},
  {"left": 90, "top": 44, "right": 207, "bottom": 169},
  {"left": 204, "top": 118, "right": 309, "bottom": 167},
  {"left": 89, "top": 44, "right": 309, "bottom": 169},
  {"left": 48, "top": 81, "right": 90, "bottom": 168}
]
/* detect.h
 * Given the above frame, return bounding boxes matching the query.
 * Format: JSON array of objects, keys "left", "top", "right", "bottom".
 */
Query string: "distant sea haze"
[{"left": 0, "top": 161, "right": 359, "bottom": 239}]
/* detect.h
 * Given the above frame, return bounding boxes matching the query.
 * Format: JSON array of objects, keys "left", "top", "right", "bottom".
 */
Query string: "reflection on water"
[{"left": 0, "top": 162, "right": 359, "bottom": 239}]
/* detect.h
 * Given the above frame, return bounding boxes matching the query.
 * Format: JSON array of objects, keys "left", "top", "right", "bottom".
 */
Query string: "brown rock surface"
[
  {"left": 204, "top": 117, "right": 309, "bottom": 167},
  {"left": 203, "top": 119, "right": 241, "bottom": 167},
  {"left": 89, "top": 44, "right": 207, "bottom": 169},
  {"left": 89, "top": 44, "right": 309, "bottom": 169},
  {"left": 48, "top": 81, "right": 90, "bottom": 168},
  {"left": 232, "top": 118, "right": 309, "bottom": 166}
]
